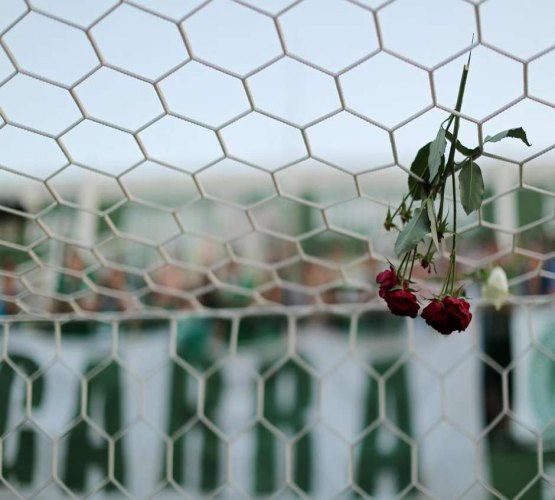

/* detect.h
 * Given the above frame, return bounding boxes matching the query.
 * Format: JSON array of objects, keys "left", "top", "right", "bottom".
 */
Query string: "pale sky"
[{"left": 1, "top": 0, "right": 555, "bottom": 184}]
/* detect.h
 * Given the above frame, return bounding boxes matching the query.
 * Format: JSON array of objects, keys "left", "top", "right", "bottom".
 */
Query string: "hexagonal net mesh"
[{"left": 1, "top": 0, "right": 555, "bottom": 498}]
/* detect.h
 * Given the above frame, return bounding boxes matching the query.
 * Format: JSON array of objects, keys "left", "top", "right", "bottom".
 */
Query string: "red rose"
[
  {"left": 421, "top": 296, "right": 472, "bottom": 335},
  {"left": 444, "top": 296, "right": 472, "bottom": 332},
  {"left": 376, "top": 267, "right": 397, "bottom": 298},
  {"left": 420, "top": 300, "right": 450, "bottom": 334},
  {"left": 376, "top": 267, "right": 397, "bottom": 288},
  {"left": 384, "top": 289, "right": 420, "bottom": 318}
]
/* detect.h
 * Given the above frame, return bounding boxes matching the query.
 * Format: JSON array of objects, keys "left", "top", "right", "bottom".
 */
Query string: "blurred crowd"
[{"left": 0, "top": 234, "right": 555, "bottom": 317}]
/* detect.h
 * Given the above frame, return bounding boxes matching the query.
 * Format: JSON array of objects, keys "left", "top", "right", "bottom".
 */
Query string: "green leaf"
[
  {"left": 484, "top": 127, "right": 531, "bottom": 147},
  {"left": 458, "top": 159, "right": 484, "bottom": 215},
  {"left": 408, "top": 142, "right": 432, "bottom": 201},
  {"left": 445, "top": 130, "right": 479, "bottom": 158},
  {"left": 428, "top": 127, "right": 446, "bottom": 180},
  {"left": 394, "top": 207, "right": 431, "bottom": 257}
]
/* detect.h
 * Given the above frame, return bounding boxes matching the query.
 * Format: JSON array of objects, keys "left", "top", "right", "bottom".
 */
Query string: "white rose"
[{"left": 481, "top": 266, "right": 509, "bottom": 310}]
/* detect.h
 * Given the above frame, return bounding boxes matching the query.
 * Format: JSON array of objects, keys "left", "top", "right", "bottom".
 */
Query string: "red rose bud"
[
  {"left": 376, "top": 266, "right": 397, "bottom": 296},
  {"left": 443, "top": 296, "right": 472, "bottom": 332},
  {"left": 421, "top": 296, "right": 472, "bottom": 335},
  {"left": 420, "top": 300, "right": 449, "bottom": 334},
  {"left": 384, "top": 289, "right": 420, "bottom": 318}
]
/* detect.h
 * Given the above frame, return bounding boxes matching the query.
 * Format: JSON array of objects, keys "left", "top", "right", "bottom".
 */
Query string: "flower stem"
[
  {"left": 391, "top": 192, "right": 412, "bottom": 220},
  {"left": 425, "top": 238, "right": 434, "bottom": 256},
  {"left": 437, "top": 65, "right": 468, "bottom": 229},
  {"left": 408, "top": 248, "right": 417, "bottom": 281},
  {"left": 450, "top": 161, "right": 458, "bottom": 294},
  {"left": 398, "top": 252, "right": 410, "bottom": 283},
  {"left": 437, "top": 183, "right": 446, "bottom": 229},
  {"left": 443, "top": 62, "right": 469, "bottom": 295}
]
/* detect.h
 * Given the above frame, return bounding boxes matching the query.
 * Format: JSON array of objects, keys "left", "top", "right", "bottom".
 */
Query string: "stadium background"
[{"left": 2, "top": 0, "right": 555, "bottom": 498}]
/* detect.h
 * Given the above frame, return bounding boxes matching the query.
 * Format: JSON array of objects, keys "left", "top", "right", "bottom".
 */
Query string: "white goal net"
[{"left": 1, "top": 0, "right": 555, "bottom": 498}]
